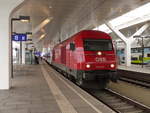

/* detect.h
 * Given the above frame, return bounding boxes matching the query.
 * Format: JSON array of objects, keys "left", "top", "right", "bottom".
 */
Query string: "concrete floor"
[
  {"left": 108, "top": 81, "right": 150, "bottom": 107},
  {"left": 0, "top": 63, "right": 115, "bottom": 113},
  {"left": 0, "top": 64, "right": 61, "bottom": 113}
]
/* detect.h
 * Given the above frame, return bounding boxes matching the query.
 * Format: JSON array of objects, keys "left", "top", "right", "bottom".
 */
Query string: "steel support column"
[
  {"left": 105, "top": 22, "right": 131, "bottom": 66},
  {"left": 130, "top": 23, "right": 150, "bottom": 43}
]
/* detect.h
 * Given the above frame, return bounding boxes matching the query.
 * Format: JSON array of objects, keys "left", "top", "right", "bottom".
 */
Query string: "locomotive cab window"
[{"left": 83, "top": 39, "right": 113, "bottom": 51}]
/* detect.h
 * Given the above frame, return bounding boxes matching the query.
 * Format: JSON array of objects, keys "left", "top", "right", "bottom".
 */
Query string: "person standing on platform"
[{"left": 35, "top": 55, "right": 39, "bottom": 64}]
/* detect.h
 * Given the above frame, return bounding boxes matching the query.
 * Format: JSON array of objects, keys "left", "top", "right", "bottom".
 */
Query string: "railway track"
[
  {"left": 118, "top": 69, "right": 150, "bottom": 88},
  {"left": 86, "top": 88, "right": 150, "bottom": 113},
  {"left": 46, "top": 62, "right": 150, "bottom": 113},
  {"left": 120, "top": 77, "right": 150, "bottom": 88}
]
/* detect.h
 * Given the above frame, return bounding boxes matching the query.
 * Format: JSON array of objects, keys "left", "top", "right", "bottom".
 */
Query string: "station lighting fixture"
[
  {"left": 49, "top": 6, "right": 52, "bottom": 9},
  {"left": 32, "top": 17, "right": 53, "bottom": 34},
  {"left": 39, "top": 34, "right": 46, "bottom": 40},
  {"left": 11, "top": 16, "right": 30, "bottom": 22},
  {"left": 26, "top": 32, "right": 32, "bottom": 37},
  {"left": 19, "top": 16, "right": 30, "bottom": 22},
  {"left": 44, "top": 18, "right": 51, "bottom": 24}
]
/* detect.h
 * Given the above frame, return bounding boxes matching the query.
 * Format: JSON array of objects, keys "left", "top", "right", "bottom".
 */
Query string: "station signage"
[{"left": 12, "top": 34, "right": 27, "bottom": 41}]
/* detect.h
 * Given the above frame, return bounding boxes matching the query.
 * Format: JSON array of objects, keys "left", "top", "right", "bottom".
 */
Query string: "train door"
[{"left": 61, "top": 46, "right": 66, "bottom": 64}]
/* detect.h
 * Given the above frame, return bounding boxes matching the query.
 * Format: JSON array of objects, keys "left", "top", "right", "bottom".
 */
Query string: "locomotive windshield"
[{"left": 84, "top": 39, "right": 113, "bottom": 51}]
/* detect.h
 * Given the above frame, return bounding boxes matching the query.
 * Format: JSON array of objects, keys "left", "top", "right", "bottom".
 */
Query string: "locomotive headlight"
[
  {"left": 86, "top": 64, "right": 91, "bottom": 68},
  {"left": 97, "top": 51, "right": 102, "bottom": 55},
  {"left": 110, "top": 64, "right": 115, "bottom": 68}
]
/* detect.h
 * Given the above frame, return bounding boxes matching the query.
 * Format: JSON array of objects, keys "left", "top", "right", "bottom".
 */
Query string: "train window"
[
  {"left": 70, "top": 43, "right": 75, "bottom": 51},
  {"left": 131, "top": 48, "right": 138, "bottom": 53},
  {"left": 138, "top": 48, "right": 142, "bottom": 52},
  {"left": 147, "top": 54, "right": 150, "bottom": 57},
  {"left": 131, "top": 57, "right": 138, "bottom": 60},
  {"left": 83, "top": 39, "right": 113, "bottom": 51}
]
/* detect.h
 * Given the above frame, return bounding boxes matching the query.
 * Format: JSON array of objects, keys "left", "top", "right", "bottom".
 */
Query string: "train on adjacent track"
[
  {"left": 117, "top": 47, "right": 150, "bottom": 65},
  {"left": 50, "top": 30, "right": 119, "bottom": 88}
]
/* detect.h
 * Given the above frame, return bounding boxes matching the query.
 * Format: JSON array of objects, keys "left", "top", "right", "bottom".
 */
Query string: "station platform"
[
  {"left": 0, "top": 62, "right": 115, "bottom": 113},
  {"left": 118, "top": 64, "right": 150, "bottom": 74}
]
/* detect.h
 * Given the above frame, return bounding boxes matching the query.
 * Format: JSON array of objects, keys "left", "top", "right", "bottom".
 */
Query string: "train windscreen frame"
[{"left": 83, "top": 39, "right": 113, "bottom": 51}]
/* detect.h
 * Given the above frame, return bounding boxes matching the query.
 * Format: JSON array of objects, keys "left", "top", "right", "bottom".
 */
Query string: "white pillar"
[
  {"left": 105, "top": 22, "right": 150, "bottom": 67},
  {"left": 22, "top": 42, "right": 26, "bottom": 64},
  {"left": 0, "top": 0, "right": 24, "bottom": 89},
  {"left": 125, "top": 41, "right": 131, "bottom": 66},
  {"left": 105, "top": 22, "right": 131, "bottom": 66}
]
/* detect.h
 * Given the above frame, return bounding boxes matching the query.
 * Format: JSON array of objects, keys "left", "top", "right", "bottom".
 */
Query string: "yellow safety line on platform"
[{"left": 41, "top": 66, "right": 78, "bottom": 113}]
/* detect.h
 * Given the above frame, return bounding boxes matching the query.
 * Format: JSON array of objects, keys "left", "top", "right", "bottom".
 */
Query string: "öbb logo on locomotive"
[{"left": 95, "top": 57, "right": 106, "bottom": 62}]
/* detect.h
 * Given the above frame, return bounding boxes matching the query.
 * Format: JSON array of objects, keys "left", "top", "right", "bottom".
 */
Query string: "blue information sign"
[{"left": 12, "top": 34, "right": 27, "bottom": 41}]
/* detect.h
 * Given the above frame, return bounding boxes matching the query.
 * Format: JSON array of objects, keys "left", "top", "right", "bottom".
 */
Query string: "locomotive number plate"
[{"left": 95, "top": 57, "right": 106, "bottom": 62}]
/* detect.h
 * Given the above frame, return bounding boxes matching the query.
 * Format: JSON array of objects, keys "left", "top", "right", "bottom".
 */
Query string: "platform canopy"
[{"left": 12, "top": 0, "right": 150, "bottom": 50}]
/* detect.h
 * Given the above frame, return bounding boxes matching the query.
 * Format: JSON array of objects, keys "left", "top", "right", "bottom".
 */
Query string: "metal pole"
[
  {"left": 141, "top": 37, "right": 144, "bottom": 68},
  {"left": 11, "top": 18, "right": 20, "bottom": 78},
  {"left": 11, "top": 19, "right": 13, "bottom": 78},
  {"left": 20, "top": 41, "right": 22, "bottom": 64},
  {"left": 30, "top": 50, "right": 32, "bottom": 64}
]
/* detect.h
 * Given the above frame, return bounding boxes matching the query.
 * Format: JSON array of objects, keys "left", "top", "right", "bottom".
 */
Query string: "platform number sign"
[{"left": 12, "top": 34, "right": 27, "bottom": 41}]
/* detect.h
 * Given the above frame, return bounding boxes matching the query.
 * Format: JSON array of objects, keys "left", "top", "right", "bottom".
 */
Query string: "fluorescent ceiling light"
[
  {"left": 20, "top": 19, "right": 30, "bottom": 22},
  {"left": 27, "top": 34, "right": 32, "bottom": 37},
  {"left": 33, "top": 17, "right": 53, "bottom": 34},
  {"left": 39, "top": 34, "right": 46, "bottom": 40},
  {"left": 49, "top": 6, "right": 52, "bottom": 9},
  {"left": 94, "top": 3, "right": 150, "bottom": 33},
  {"left": 44, "top": 18, "right": 51, "bottom": 24},
  {"left": 19, "top": 16, "right": 30, "bottom": 22}
]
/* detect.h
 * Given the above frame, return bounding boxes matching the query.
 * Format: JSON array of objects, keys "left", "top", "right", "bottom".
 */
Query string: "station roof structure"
[
  {"left": 0, "top": 0, "right": 150, "bottom": 90},
  {"left": 93, "top": 2, "right": 150, "bottom": 33},
  {"left": 12, "top": 0, "right": 150, "bottom": 50}
]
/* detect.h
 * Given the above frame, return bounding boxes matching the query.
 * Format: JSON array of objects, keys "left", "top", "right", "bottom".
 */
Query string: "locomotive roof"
[
  {"left": 75, "top": 30, "right": 111, "bottom": 38},
  {"left": 53, "top": 30, "right": 112, "bottom": 48}
]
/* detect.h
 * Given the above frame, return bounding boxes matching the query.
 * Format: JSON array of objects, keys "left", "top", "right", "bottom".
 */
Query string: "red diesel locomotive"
[{"left": 52, "top": 30, "right": 118, "bottom": 88}]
